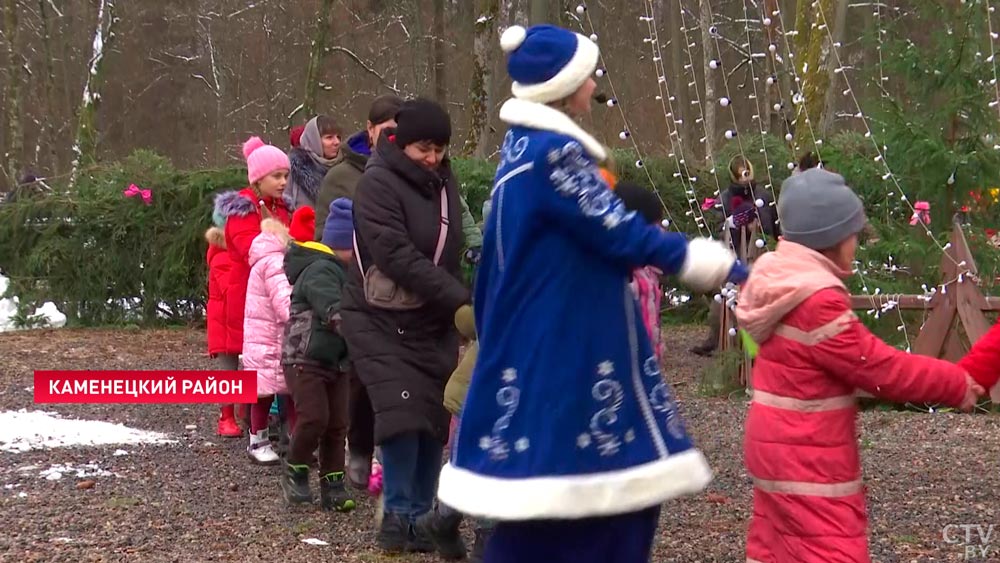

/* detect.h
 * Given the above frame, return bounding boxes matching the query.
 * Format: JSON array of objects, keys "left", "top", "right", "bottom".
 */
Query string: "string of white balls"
[
  {"left": 571, "top": 3, "right": 682, "bottom": 232},
  {"left": 813, "top": 4, "right": 965, "bottom": 270},
  {"left": 638, "top": 0, "right": 714, "bottom": 235},
  {"left": 984, "top": 0, "right": 1000, "bottom": 122}
]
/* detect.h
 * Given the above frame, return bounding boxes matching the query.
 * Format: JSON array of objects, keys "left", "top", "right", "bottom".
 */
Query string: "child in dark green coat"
[{"left": 279, "top": 198, "right": 356, "bottom": 513}]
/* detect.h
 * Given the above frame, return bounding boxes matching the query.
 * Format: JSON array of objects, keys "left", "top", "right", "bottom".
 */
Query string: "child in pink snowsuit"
[{"left": 615, "top": 181, "right": 666, "bottom": 359}]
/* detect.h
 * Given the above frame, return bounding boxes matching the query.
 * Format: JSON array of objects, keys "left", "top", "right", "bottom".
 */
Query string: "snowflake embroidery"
[
  {"left": 479, "top": 436, "right": 492, "bottom": 450},
  {"left": 547, "top": 141, "right": 633, "bottom": 230},
  {"left": 625, "top": 429, "right": 636, "bottom": 443},
  {"left": 577, "top": 433, "right": 592, "bottom": 449},
  {"left": 597, "top": 361, "right": 615, "bottom": 376},
  {"left": 649, "top": 382, "right": 686, "bottom": 440},
  {"left": 589, "top": 378, "right": 625, "bottom": 457},
  {"left": 487, "top": 383, "right": 520, "bottom": 461},
  {"left": 514, "top": 437, "right": 530, "bottom": 452},
  {"left": 643, "top": 356, "right": 661, "bottom": 378},
  {"left": 501, "top": 368, "right": 518, "bottom": 383}
]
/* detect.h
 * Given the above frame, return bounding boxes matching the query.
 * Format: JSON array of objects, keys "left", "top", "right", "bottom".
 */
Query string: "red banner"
[{"left": 33, "top": 371, "right": 257, "bottom": 404}]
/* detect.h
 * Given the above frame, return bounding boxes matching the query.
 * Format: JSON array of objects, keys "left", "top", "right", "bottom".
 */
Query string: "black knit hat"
[
  {"left": 394, "top": 98, "right": 452, "bottom": 148},
  {"left": 615, "top": 181, "right": 664, "bottom": 225}
]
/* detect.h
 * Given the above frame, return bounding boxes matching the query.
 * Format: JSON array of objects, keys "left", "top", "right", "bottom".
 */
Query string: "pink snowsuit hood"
[{"left": 243, "top": 219, "right": 293, "bottom": 396}]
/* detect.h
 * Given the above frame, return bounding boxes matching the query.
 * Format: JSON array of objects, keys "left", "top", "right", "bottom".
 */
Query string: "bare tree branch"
[{"left": 327, "top": 45, "right": 401, "bottom": 93}]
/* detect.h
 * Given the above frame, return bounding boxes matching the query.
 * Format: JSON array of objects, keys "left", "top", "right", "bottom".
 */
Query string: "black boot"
[
  {"left": 414, "top": 505, "right": 467, "bottom": 560},
  {"left": 279, "top": 462, "right": 312, "bottom": 505},
  {"left": 377, "top": 512, "right": 409, "bottom": 553},
  {"left": 407, "top": 520, "right": 435, "bottom": 553},
  {"left": 470, "top": 525, "right": 492, "bottom": 563},
  {"left": 319, "top": 472, "right": 356, "bottom": 513}
]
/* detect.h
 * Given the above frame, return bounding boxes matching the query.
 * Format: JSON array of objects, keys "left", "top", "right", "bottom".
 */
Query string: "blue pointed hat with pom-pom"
[{"left": 501, "top": 24, "right": 600, "bottom": 104}]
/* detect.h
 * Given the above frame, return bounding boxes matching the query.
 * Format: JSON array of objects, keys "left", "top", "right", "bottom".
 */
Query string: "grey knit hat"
[{"left": 777, "top": 168, "right": 866, "bottom": 250}]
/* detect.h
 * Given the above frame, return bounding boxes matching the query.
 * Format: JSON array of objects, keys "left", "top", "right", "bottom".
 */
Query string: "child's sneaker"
[
  {"left": 247, "top": 429, "right": 279, "bottom": 465},
  {"left": 280, "top": 462, "right": 312, "bottom": 504},
  {"left": 319, "top": 472, "right": 356, "bottom": 512}
]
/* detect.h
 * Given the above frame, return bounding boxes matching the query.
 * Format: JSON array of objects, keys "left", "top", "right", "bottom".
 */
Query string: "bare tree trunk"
[
  {"left": 301, "top": 0, "right": 336, "bottom": 119},
  {"left": 431, "top": 0, "right": 447, "bottom": 103},
  {"left": 2, "top": 0, "right": 22, "bottom": 190},
  {"left": 71, "top": 0, "right": 116, "bottom": 186},
  {"left": 795, "top": 0, "right": 832, "bottom": 134},
  {"left": 38, "top": 0, "right": 60, "bottom": 176},
  {"left": 529, "top": 0, "right": 548, "bottom": 24},
  {"left": 465, "top": 0, "right": 498, "bottom": 157},
  {"left": 819, "top": 0, "right": 848, "bottom": 135},
  {"left": 699, "top": 0, "right": 716, "bottom": 162}
]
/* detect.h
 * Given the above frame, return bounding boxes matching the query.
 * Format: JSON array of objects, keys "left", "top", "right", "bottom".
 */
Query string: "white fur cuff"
[{"left": 678, "top": 237, "right": 736, "bottom": 293}]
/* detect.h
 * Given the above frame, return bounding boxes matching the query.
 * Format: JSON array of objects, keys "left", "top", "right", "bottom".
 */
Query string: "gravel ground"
[{"left": 1, "top": 326, "right": 999, "bottom": 562}]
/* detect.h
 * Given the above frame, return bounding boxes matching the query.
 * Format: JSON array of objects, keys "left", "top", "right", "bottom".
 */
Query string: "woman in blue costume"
[{"left": 436, "top": 24, "right": 748, "bottom": 563}]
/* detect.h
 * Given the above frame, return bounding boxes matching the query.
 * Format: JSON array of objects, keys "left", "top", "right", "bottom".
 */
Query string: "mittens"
[{"left": 678, "top": 237, "right": 739, "bottom": 293}]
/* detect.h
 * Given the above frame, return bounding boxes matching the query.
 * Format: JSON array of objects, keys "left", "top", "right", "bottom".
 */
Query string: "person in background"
[
  {"left": 242, "top": 216, "right": 294, "bottom": 465},
  {"left": 690, "top": 156, "right": 778, "bottom": 357},
  {"left": 314, "top": 94, "right": 402, "bottom": 490},
  {"left": 220, "top": 136, "right": 293, "bottom": 461},
  {"left": 614, "top": 181, "right": 667, "bottom": 361},
  {"left": 279, "top": 198, "right": 358, "bottom": 513},
  {"left": 205, "top": 197, "right": 241, "bottom": 437},
  {"left": 438, "top": 24, "right": 746, "bottom": 563},
  {"left": 287, "top": 115, "right": 342, "bottom": 210},
  {"left": 290, "top": 125, "right": 306, "bottom": 149},
  {"left": 342, "top": 98, "right": 470, "bottom": 553},
  {"left": 736, "top": 168, "right": 981, "bottom": 563}
]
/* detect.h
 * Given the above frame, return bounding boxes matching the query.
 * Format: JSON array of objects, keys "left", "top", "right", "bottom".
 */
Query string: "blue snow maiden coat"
[{"left": 437, "top": 98, "right": 714, "bottom": 521}]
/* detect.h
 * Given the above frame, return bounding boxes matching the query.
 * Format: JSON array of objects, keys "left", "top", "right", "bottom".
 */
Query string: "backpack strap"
[{"left": 353, "top": 185, "right": 450, "bottom": 274}]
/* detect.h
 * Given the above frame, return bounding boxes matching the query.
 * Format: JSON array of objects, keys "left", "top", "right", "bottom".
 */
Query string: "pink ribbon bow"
[{"left": 123, "top": 184, "right": 152, "bottom": 205}]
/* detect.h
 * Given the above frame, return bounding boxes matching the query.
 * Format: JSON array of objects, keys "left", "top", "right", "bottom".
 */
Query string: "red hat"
[
  {"left": 289, "top": 125, "right": 305, "bottom": 148},
  {"left": 289, "top": 206, "right": 316, "bottom": 243}
]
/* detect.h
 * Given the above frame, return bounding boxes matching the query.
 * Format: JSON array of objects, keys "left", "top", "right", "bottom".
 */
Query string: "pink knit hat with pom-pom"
[{"left": 243, "top": 136, "right": 290, "bottom": 185}]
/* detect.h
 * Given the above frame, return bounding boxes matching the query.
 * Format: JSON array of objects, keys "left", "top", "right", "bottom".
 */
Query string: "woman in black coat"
[{"left": 340, "top": 98, "right": 470, "bottom": 553}]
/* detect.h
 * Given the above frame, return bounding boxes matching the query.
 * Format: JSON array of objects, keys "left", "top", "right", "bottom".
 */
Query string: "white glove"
[{"left": 678, "top": 237, "right": 737, "bottom": 293}]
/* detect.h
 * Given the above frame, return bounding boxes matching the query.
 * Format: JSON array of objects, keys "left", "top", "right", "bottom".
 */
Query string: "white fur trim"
[
  {"left": 501, "top": 25, "right": 527, "bottom": 52},
  {"left": 437, "top": 449, "right": 712, "bottom": 520},
  {"left": 499, "top": 98, "right": 607, "bottom": 161},
  {"left": 511, "top": 33, "right": 599, "bottom": 104},
  {"left": 678, "top": 237, "right": 736, "bottom": 293}
]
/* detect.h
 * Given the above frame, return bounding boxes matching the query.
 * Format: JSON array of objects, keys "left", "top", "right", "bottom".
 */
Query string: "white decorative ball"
[
  {"left": 766, "top": 76, "right": 775, "bottom": 86},
  {"left": 787, "top": 162, "right": 795, "bottom": 170},
  {"left": 714, "top": 294, "right": 723, "bottom": 303},
  {"left": 595, "top": 68, "right": 605, "bottom": 78},
  {"left": 607, "top": 98, "right": 617, "bottom": 107},
  {"left": 785, "top": 133, "right": 793, "bottom": 142},
  {"left": 728, "top": 328, "right": 738, "bottom": 337},
  {"left": 500, "top": 26, "right": 527, "bottom": 53},
  {"left": 755, "top": 239, "right": 766, "bottom": 249},
  {"left": 720, "top": 97, "right": 730, "bottom": 107},
  {"left": 619, "top": 131, "right": 629, "bottom": 140},
  {"left": 635, "top": 159, "right": 644, "bottom": 168},
  {"left": 755, "top": 198, "right": 764, "bottom": 207},
  {"left": 725, "top": 130, "right": 735, "bottom": 139},
  {"left": 768, "top": 44, "right": 777, "bottom": 53},
  {"left": 576, "top": 4, "right": 586, "bottom": 15},
  {"left": 660, "top": 219, "right": 670, "bottom": 228},
  {"left": 709, "top": 59, "right": 719, "bottom": 70},
  {"left": 590, "top": 33, "right": 598, "bottom": 42},
  {"left": 773, "top": 103, "right": 782, "bottom": 112},
  {"left": 763, "top": 17, "right": 772, "bottom": 26}
]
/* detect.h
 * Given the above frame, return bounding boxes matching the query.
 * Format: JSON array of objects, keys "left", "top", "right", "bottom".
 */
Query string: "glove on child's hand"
[
  {"left": 727, "top": 260, "right": 750, "bottom": 285},
  {"left": 678, "top": 237, "right": 739, "bottom": 293}
]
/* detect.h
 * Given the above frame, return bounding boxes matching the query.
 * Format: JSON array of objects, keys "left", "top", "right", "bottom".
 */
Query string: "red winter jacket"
[
  {"left": 220, "top": 188, "right": 291, "bottom": 354},
  {"left": 205, "top": 227, "right": 233, "bottom": 355},
  {"left": 736, "top": 241, "right": 968, "bottom": 563},
  {"left": 959, "top": 321, "right": 1000, "bottom": 402}
]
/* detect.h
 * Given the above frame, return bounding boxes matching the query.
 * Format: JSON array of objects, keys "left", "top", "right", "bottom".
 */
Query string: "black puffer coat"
[{"left": 341, "top": 130, "right": 470, "bottom": 445}]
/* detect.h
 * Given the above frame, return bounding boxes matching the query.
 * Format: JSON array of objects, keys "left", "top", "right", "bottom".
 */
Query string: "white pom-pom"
[{"left": 501, "top": 26, "right": 527, "bottom": 53}]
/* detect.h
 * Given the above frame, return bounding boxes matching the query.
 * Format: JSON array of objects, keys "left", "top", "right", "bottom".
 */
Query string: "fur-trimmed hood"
[
  {"left": 249, "top": 218, "right": 291, "bottom": 267},
  {"left": 213, "top": 188, "right": 295, "bottom": 219},
  {"left": 205, "top": 226, "right": 226, "bottom": 249}
]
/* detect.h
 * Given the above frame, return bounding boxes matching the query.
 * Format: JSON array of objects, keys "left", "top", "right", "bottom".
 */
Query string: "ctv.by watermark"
[{"left": 943, "top": 524, "right": 999, "bottom": 559}]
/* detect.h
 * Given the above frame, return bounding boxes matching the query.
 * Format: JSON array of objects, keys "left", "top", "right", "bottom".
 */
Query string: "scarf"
[{"left": 300, "top": 116, "right": 339, "bottom": 168}]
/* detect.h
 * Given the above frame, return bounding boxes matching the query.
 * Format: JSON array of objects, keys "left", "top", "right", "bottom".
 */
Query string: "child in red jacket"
[
  {"left": 959, "top": 322, "right": 1000, "bottom": 402},
  {"left": 206, "top": 205, "right": 241, "bottom": 437},
  {"left": 735, "top": 168, "right": 982, "bottom": 563}
]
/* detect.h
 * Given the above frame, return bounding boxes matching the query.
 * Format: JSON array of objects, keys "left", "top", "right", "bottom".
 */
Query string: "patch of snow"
[
  {"left": 39, "top": 463, "right": 114, "bottom": 480},
  {"left": 301, "top": 538, "right": 329, "bottom": 546},
  {"left": 17, "top": 492, "right": 26, "bottom": 498},
  {"left": 112, "top": 449, "right": 128, "bottom": 456},
  {"left": 52, "top": 538, "right": 73, "bottom": 543},
  {"left": 0, "top": 410, "right": 176, "bottom": 453},
  {"left": 184, "top": 424, "right": 197, "bottom": 430},
  {"left": 0, "top": 272, "right": 67, "bottom": 332}
]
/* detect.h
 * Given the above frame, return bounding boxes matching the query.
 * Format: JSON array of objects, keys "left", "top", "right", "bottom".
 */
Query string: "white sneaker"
[{"left": 247, "top": 429, "right": 279, "bottom": 465}]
